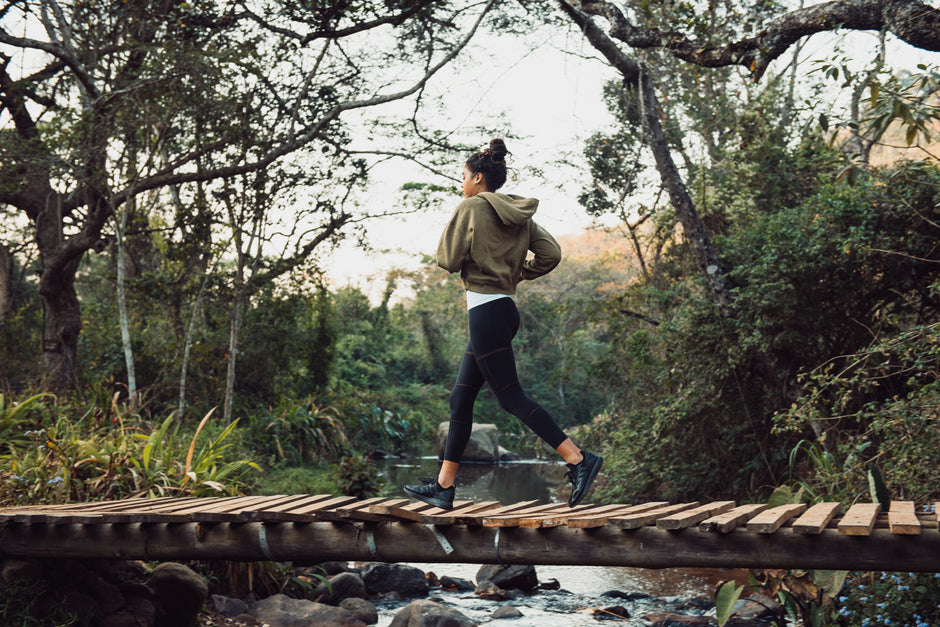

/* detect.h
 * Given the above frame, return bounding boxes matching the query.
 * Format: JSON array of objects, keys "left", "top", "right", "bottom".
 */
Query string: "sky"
[{"left": 321, "top": 6, "right": 940, "bottom": 300}]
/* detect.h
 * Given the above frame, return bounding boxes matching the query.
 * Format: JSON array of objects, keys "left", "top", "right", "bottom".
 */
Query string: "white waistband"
[{"left": 466, "top": 291, "right": 513, "bottom": 310}]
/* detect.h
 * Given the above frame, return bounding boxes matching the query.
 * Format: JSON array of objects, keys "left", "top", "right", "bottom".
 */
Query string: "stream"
[{"left": 372, "top": 456, "right": 747, "bottom": 626}]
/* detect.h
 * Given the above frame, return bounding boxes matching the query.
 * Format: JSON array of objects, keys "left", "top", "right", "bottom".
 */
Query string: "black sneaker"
[
  {"left": 403, "top": 478, "right": 455, "bottom": 510},
  {"left": 565, "top": 450, "right": 603, "bottom": 507}
]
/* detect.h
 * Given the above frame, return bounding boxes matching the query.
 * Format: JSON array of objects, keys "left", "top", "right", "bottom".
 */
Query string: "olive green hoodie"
[{"left": 436, "top": 192, "right": 561, "bottom": 294}]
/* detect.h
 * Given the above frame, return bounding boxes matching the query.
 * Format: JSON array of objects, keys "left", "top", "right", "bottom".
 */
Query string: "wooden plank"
[
  {"left": 454, "top": 500, "right": 539, "bottom": 525},
  {"left": 700, "top": 504, "right": 768, "bottom": 533},
  {"left": 838, "top": 502, "right": 881, "bottom": 536},
  {"left": 97, "top": 497, "right": 224, "bottom": 523},
  {"left": 607, "top": 502, "right": 700, "bottom": 530},
  {"left": 482, "top": 503, "right": 570, "bottom": 527},
  {"left": 419, "top": 501, "right": 501, "bottom": 525},
  {"left": 239, "top": 495, "right": 336, "bottom": 521},
  {"left": 317, "top": 498, "right": 410, "bottom": 523},
  {"left": 657, "top": 501, "right": 736, "bottom": 530},
  {"left": 888, "top": 501, "right": 921, "bottom": 535},
  {"left": 517, "top": 504, "right": 600, "bottom": 528},
  {"left": 379, "top": 500, "right": 474, "bottom": 523},
  {"left": 746, "top": 503, "right": 807, "bottom": 534},
  {"left": 792, "top": 502, "right": 841, "bottom": 535},
  {"left": 182, "top": 496, "right": 292, "bottom": 522},
  {"left": 567, "top": 502, "right": 669, "bottom": 529}
]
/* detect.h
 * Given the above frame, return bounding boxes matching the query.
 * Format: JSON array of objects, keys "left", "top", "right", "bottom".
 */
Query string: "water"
[{"left": 372, "top": 456, "right": 744, "bottom": 626}]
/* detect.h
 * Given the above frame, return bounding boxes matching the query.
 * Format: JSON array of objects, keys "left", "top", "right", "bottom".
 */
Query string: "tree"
[
  {"left": 0, "top": 0, "right": 496, "bottom": 393},
  {"left": 558, "top": 0, "right": 940, "bottom": 316}
]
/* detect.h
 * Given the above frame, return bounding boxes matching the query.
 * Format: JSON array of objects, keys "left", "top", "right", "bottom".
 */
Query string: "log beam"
[{"left": 1, "top": 522, "right": 938, "bottom": 572}]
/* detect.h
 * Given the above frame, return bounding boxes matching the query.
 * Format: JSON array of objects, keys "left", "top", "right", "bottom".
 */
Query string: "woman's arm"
[{"left": 521, "top": 220, "right": 561, "bottom": 280}]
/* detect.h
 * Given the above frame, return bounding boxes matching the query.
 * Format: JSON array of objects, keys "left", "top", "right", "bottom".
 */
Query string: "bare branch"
[{"left": 565, "top": 0, "right": 940, "bottom": 81}]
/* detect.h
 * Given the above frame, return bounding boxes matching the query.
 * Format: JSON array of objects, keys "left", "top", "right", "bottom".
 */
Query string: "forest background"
[{"left": 2, "top": 0, "right": 940, "bottom": 623}]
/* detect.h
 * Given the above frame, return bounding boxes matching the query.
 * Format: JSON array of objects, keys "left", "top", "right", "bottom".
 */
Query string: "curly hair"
[{"left": 465, "top": 138, "right": 510, "bottom": 191}]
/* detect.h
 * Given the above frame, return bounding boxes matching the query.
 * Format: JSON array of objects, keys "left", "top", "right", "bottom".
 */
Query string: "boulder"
[
  {"left": 643, "top": 613, "right": 716, "bottom": 627},
  {"left": 145, "top": 562, "right": 208, "bottom": 627},
  {"left": 435, "top": 422, "right": 508, "bottom": 462},
  {"left": 595, "top": 605, "right": 630, "bottom": 619},
  {"left": 340, "top": 597, "right": 379, "bottom": 625},
  {"left": 389, "top": 599, "right": 477, "bottom": 627},
  {"left": 249, "top": 594, "right": 366, "bottom": 627},
  {"left": 492, "top": 605, "right": 524, "bottom": 619},
  {"left": 361, "top": 563, "right": 429, "bottom": 597},
  {"left": 211, "top": 594, "right": 249, "bottom": 617},
  {"left": 314, "top": 571, "right": 367, "bottom": 604},
  {"left": 476, "top": 564, "right": 538, "bottom": 592},
  {"left": 439, "top": 576, "right": 475, "bottom": 591}
]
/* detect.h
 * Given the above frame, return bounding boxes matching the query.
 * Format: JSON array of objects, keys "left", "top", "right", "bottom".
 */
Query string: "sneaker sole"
[
  {"left": 403, "top": 485, "right": 454, "bottom": 510},
  {"left": 569, "top": 455, "right": 603, "bottom": 507}
]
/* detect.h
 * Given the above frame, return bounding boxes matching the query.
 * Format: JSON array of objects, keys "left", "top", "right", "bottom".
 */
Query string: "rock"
[
  {"left": 673, "top": 598, "right": 714, "bottom": 611},
  {"left": 474, "top": 581, "right": 524, "bottom": 601},
  {"left": 733, "top": 593, "right": 778, "bottom": 619},
  {"left": 497, "top": 446, "right": 521, "bottom": 461},
  {"left": 249, "top": 594, "right": 366, "bottom": 627},
  {"left": 602, "top": 590, "right": 651, "bottom": 601},
  {"left": 476, "top": 564, "right": 538, "bottom": 591},
  {"left": 362, "top": 563, "right": 429, "bottom": 597},
  {"left": 492, "top": 605, "right": 524, "bottom": 619},
  {"left": 211, "top": 594, "right": 249, "bottom": 617},
  {"left": 98, "top": 596, "right": 156, "bottom": 627},
  {"left": 389, "top": 599, "right": 477, "bottom": 627},
  {"left": 340, "top": 597, "right": 379, "bottom": 625},
  {"left": 595, "top": 605, "right": 631, "bottom": 620},
  {"left": 426, "top": 571, "right": 440, "bottom": 587},
  {"left": 145, "top": 562, "right": 208, "bottom": 627},
  {"left": 0, "top": 558, "right": 42, "bottom": 586},
  {"left": 643, "top": 613, "right": 716, "bottom": 627},
  {"left": 439, "top": 576, "right": 475, "bottom": 591},
  {"left": 537, "top": 578, "right": 560, "bottom": 590},
  {"left": 314, "top": 571, "right": 367, "bottom": 604},
  {"left": 435, "top": 422, "right": 509, "bottom": 462},
  {"left": 318, "top": 561, "right": 349, "bottom": 575}
]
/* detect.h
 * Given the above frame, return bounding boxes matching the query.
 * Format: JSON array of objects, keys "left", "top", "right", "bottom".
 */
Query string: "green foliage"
[
  {"left": 775, "top": 321, "right": 940, "bottom": 504},
  {"left": 245, "top": 398, "right": 349, "bottom": 467},
  {"left": 836, "top": 572, "right": 940, "bottom": 626},
  {"left": 715, "top": 580, "right": 744, "bottom": 626},
  {"left": 250, "top": 463, "right": 337, "bottom": 496},
  {"left": 332, "top": 454, "right": 383, "bottom": 499},
  {"left": 0, "top": 397, "right": 259, "bottom": 505}
]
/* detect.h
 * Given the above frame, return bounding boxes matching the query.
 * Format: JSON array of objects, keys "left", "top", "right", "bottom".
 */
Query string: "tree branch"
[{"left": 566, "top": 0, "right": 940, "bottom": 81}]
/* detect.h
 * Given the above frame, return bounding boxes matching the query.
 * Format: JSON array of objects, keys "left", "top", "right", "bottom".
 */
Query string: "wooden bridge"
[{"left": 1, "top": 495, "right": 937, "bottom": 572}]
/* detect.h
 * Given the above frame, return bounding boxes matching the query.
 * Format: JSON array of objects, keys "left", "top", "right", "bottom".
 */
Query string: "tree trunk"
[
  {"left": 637, "top": 64, "right": 737, "bottom": 318},
  {"left": 0, "top": 243, "right": 12, "bottom": 326},
  {"left": 116, "top": 204, "right": 137, "bottom": 409},
  {"left": 38, "top": 265, "right": 82, "bottom": 392}
]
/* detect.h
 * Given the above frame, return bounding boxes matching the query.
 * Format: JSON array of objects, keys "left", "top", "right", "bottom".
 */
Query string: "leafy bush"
[
  {"left": 776, "top": 321, "right": 940, "bottom": 504},
  {"left": 836, "top": 572, "right": 940, "bottom": 627},
  {"left": 0, "top": 396, "right": 259, "bottom": 505},
  {"left": 332, "top": 454, "right": 383, "bottom": 499}
]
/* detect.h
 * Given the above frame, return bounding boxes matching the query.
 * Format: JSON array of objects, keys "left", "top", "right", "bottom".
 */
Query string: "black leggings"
[{"left": 443, "top": 297, "right": 568, "bottom": 462}]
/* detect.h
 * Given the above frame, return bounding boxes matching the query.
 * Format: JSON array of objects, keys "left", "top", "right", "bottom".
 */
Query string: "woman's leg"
[
  {"left": 468, "top": 298, "right": 570, "bottom": 450},
  {"left": 437, "top": 341, "right": 486, "bottom": 487}
]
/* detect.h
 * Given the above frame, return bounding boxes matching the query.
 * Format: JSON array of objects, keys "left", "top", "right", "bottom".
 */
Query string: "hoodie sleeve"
[
  {"left": 521, "top": 220, "right": 561, "bottom": 281},
  {"left": 436, "top": 198, "right": 475, "bottom": 273}
]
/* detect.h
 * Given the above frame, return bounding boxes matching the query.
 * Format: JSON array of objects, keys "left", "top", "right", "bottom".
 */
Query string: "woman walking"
[{"left": 403, "top": 138, "right": 602, "bottom": 510}]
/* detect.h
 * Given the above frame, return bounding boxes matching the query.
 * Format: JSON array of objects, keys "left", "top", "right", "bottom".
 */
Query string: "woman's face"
[{"left": 461, "top": 166, "right": 487, "bottom": 198}]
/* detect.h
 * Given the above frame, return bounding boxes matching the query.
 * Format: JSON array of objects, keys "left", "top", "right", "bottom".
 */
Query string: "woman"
[{"left": 403, "top": 138, "right": 602, "bottom": 510}]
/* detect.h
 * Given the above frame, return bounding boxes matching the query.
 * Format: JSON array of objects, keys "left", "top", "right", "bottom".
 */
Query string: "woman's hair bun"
[{"left": 485, "top": 138, "right": 508, "bottom": 163}]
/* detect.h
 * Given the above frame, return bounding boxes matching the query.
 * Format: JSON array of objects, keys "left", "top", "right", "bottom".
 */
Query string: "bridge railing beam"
[{"left": 1, "top": 522, "right": 938, "bottom": 572}]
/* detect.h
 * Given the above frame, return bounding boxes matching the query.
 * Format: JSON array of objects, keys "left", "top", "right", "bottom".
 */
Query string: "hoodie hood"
[{"left": 478, "top": 192, "right": 538, "bottom": 226}]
